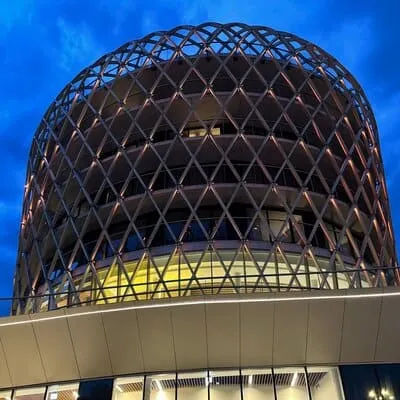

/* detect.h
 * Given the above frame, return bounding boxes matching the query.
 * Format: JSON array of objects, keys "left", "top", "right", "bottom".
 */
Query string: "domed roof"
[{"left": 47, "top": 22, "right": 371, "bottom": 126}]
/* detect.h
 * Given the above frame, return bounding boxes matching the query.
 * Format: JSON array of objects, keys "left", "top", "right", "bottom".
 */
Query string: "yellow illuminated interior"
[{"left": 37, "top": 250, "right": 371, "bottom": 312}]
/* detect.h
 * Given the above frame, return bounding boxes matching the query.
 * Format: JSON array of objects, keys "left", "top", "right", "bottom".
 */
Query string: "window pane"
[
  {"left": 46, "top": 383, "right": 79, "bottom": 400},
  {"left": 242, "top": 368, "right": 275, "bottom": 399},
  {"left": 209, "top": 370, "right": 241, "bottom": 400},
  {"left": 252, "top": 211, "right": 270, "bottom": 241},
  {"left": 79, "top": 379, "right": 114, "bottom": 400},
  {"left": 0, "top": 391, "right": 11, "bottom": 400},
  {"left": 307, "top": 366, "right": 344, "bottom": 400},
  {"left": 375, "top": 364, "right": 400, "bottom": 399},
  {"left": 14, "top": 387, "right": 46, "bottom": 400},
  {"left": 340, "top": 365, "right": 378, "bottom": 400},
  {"left": 340, "top": 364, "right": 400, "bottom": 400},
  {"left": 269, "top": 211, "right": 289, "bottom": 242},
  {"left": 177, "top": 371, "right": 208, "bottom": 400},
  {"left": 148, "top": 373, "right": 176, "bottom": 400},
  {"left": 187, "top": 127, "right": 220, "bottom": 137},
  {"left": 113, "top": 376, "right": 144, "bottom": 400},
  {"left": 188, "top": 128, "right": 207, "bottom": 137},
  {"left": 274, "top": 367, "right": 309, "bottom": 400},
  {"left": 292, "top": 215, "right": 305, "bottom": 244}
]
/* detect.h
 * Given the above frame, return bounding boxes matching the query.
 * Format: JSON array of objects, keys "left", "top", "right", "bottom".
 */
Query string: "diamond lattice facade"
[{"left": 14, "top": 22, "right": 397, "bottom": 315}]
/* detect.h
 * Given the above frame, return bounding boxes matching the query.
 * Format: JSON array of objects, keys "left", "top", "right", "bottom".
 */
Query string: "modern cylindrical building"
[
  {"left": 3, "top": 22, "right": 400, "bottom": 400},
  {"left": 14, "top": 22, "right": 396, "bottom": 315}
]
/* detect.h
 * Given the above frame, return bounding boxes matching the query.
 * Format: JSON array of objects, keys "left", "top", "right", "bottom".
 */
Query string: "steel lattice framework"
[{"left": 14, "top": 22, "right": 397, "bottom": 314}]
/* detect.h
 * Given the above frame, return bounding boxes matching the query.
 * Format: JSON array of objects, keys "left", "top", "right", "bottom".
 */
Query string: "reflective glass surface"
[
  {"left": 109, "top": 367, "right": 343, "bottom": 400},
  {"left": 274, "top": 367, "right": 309, "bottom": 400},
  {"left": 149, "top": 373, "right": 176, "bottom": 400},
  {"left": 242, "top": 368, "right": 275, "bottom": 400},
  {"left": 46, "top": 383, "right": 79, "bottom": 400},
  {"left": 14, "top": 387, "right": 46, "bottom": 400},
  {"left": 340, "top": 364, "right": 400, "bottom": 400},
  {"left": 6, "top": 364, "right": 400, "bottom": 399},
  {"left": 0, "top": 391, "right": 11, "bottom": 400},
  {"left": 177, "top": 370, "right": 208, "bottom": 400},
  {"left": 113, "top": 376, "right": 144, "bottom": 400},
  {"left": 307, "top": 366, "right": 344, "bottom": 400},
  {"left": 209, "top": 370, "right": 241, "bottom": 400},
  {"left": 79, "top": 378, "right": 113, "bottom": 400}
]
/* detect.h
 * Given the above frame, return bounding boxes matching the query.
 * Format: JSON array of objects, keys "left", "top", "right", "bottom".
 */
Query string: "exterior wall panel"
[{"left": 0, "top": 292, "right": 397, "bottom": 389}]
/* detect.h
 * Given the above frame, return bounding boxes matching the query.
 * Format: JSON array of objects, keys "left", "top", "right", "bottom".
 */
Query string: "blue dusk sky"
[{"left": 0, "top": 0, "right": 399, "bottom": 313}]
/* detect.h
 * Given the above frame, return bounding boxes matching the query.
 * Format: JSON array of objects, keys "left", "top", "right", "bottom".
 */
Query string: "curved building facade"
[
  {"left": 13, "top": 23, "right": 397, "bottom": 315},
  {"left": 3, "top": 21, "right": 400, "bottom": 400}
]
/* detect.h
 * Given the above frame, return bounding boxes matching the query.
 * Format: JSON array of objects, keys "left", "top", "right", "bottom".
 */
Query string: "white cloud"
[
  {"left": 140, "top": 10, "right": 161, "bottom": 35},
  {"left": 56, "top": 17, "right": 104, "bottom": 72},
  {"left": 173, "top": 0, "right": 323, "bottom": 30},
  {"left": 99, "top": 0, "right": 137, "bottom": 36},
  {"left": 314, "top": 17, "right": 373, "bottom": 77}
]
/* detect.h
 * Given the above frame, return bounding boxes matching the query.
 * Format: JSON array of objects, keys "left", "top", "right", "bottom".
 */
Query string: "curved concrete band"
[{"left": 0, "top": 288, "right": 399, "bottom": 389}]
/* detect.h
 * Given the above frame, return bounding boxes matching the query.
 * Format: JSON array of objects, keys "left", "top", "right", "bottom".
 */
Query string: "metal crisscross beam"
[{"left": 13, "top": 23, "right": 397, "bottom": 315}]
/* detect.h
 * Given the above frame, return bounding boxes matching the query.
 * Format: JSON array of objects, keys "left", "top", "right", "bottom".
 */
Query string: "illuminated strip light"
[
  {"left": 248, "top": 375, "right": 253, "bottom": 385},
  {"left": 1, "top": 290, "right": 400, "bottom": 327}
]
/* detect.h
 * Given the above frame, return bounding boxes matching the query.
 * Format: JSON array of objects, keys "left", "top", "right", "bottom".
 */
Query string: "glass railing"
[
  {"left": 47, "top": 215, "right": 360, "bottom": 272},
  {"left": 11, "top": 257, "right": 400, "bottom": 315}
]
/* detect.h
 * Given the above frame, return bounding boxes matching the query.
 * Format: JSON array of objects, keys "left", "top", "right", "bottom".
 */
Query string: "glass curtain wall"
[
  {"left": 0, "top": 366, "right": 343, "bottom": 400},
  {"left": 112, "top": 367, "right": 343, "bottom": 400},
  {"left": 46, "top": 383, "right": 79, "bottom": 399},
  {"left": 9, "top": 364, "right": 400, "bottom": 399}
]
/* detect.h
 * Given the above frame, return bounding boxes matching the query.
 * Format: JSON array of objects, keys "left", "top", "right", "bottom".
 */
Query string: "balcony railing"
[{"left": 9, "top": 265, "right": 400, "bottom": 315}]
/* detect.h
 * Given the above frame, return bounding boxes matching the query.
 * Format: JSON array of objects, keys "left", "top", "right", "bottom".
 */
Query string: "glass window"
[
  {"left": 307, "top": 366, "right": 344, "bottom": 400},
  {"left": 274, "top": 367, "right": 309, "bottom": 400},
  {"left": 375, "top": 364, "right": 400, "bottom": 399},
  {"left": 113, "top": 376, "right": 144, "bottom": 400},
  {"left": 188, "top": 127, "right": 220, "bottom": 137},
  {"left": 251, "top": 210, "right": 270, "bottom": 241},
  {"left": 209, "top": 370, "right": 241, "bottom": 400},
  {"left": 79, "top": 378, "right": 114, "bottom": 400},
  {"left": 340, "top": 364, "right": 400, "bottom": 400},
  {"left": 242, "top": 368, "right": 275, "bottom": 399},
  {"left": 46, "top": 383, "right": 79, "bottom": 400},
  {"left": 327, "top": 224, "right": 337, "bottom": 250},
  {"left": 14, "top": 387, "right": 46, "bottom": 400},
  {"left": 188, "top": 128, "right": 206, "bottom": 137},
  {"left": 125, "top": 234, "right": 141, "bottom": 252},
  {"left": 291, "top": 215, "right": 305, "bottom": 244},
  {"left": 0, "top": 391, "right": 11, "bottom": 400},
  {"left": 250, "top": 251, "right": 279, "bottom": 291},
  {"left": 339, "top": 232, "right": 351, "bottom": 256},
  {"left": 340, "top": 365, "right": 378, "bottom": 400},
  {"left": 147, "top": 373, "right": 176, "bottom": 400},
  {"left": 177, "top": 371, "right": 208, "bottom": 400},
  {"left": 268, "top": 211, "right": 292, "bottom": 243}
]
